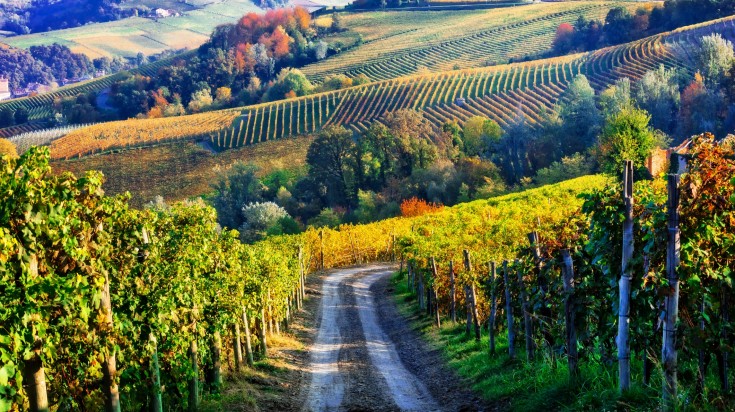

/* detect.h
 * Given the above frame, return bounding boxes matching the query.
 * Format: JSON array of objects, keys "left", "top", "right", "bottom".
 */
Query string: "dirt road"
[{"left": 301, "top": 265, "right": 493, "bottom": 412}]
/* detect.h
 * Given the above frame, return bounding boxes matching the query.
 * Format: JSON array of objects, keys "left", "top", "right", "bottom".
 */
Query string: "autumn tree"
[
  {"left": 306, "top": 126, "right": 357, "bottom": 206},
  {"left": 0, "top": 138, "right": 18, "bottom": 158}
]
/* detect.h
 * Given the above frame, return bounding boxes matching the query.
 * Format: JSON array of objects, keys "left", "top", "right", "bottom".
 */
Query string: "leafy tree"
[
  {"left": 382, "top": 109, "right": 439, "bottom": 176},
  {"left": 604, "top": 7, "right": 633, "bottom": 45},
  {"left": 306, "top": 126, "right": 356, "bottom": 206},
  {"left": 0, "top": 109, "right": 15, "bottom": 128},
  {"left": 596, "top": 106, "right": 658, "bottom": 174},
  {"left": 694, "top": 33, "right": 735, "bottom": 88},
  {"left": 534, "top": 153, "right": 593, "bottom": 185},
  {"left": 557, "top": 75, "right": 601, "bottom": 156},
  {"left": 495, "top": 114, "right": 533, "bottom": 183},
  {"left": 599, "top": 77, "right": 633, "bottom": 118},
  {"left": 678, "top": 73, "right": 721, "bottom": 138},
  {"left": 0, "top": 138, "right": 18, "bottom": 158},
  {"left": 13, "top": 107, "right": 29, "bottom": 125},
  {"left": 211, "top": 162, "right": 264, "bottom": 230},
  {"left": 352, "top": 74, "right": 370, "bottom": 86},
  {"left": 635, "top": 65, "right": 680, "bottom": 134},
  {"left": 239, "top": 201, "right": 290, "bottom": 243},
  {"left": 552, "top": 23, "right": 575, "bottom": 54},
  {"left": 264, "top": 68, "right": 313, "bottom": 101},
  {"left": 330, "top": 12, "right": 343, "bottom": 32},
  {"left": 307, "top": 208, "right": 342, "bottom": 228},
  {"left": 188, "top": 88, "right": 214, "bottom": 113},
  {"left": 462, "top": 116, "right": 502, "bottom": 157}
]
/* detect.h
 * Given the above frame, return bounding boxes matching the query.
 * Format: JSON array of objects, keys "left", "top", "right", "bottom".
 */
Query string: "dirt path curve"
[{"left": 302, "top": 265, "right": 493, "bottom": 412}]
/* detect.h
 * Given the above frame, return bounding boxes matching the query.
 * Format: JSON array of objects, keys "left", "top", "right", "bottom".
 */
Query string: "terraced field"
[
  {"left": 304, "top": 2, "right": 641, "bottom": 83},
  {"left": 43, "top": 15, "right": 733, "bottom": 159},
  {"left": 0, "top": 51, "right": 193, "bottom": 123}
]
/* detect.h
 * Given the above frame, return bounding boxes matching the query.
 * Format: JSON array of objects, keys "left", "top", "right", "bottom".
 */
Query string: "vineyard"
[
  {"left": 303, "top": 1, "right": 635, "bottom": 83},
  {"left": 49, "top": 110, "right": 240, "bottom": 160},
  {"left": 40, "top": 12, "right": 727, "bottom": 159},
  {"left": 0, "top": 145, "right": 605, "bottom": 411},
  {"left": 9, "top": 123, "right": 97, "bottom": 155},
  {"left": 0, "top": 51, "right": 194, "bottom": 124}
]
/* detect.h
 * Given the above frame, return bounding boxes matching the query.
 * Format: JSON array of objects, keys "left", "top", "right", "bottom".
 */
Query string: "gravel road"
[{"left": 301, "top": 265, "right": 494, "bottom": 412}]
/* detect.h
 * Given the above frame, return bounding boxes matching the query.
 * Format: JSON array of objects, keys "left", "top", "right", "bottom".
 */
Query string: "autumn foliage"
[{"left": 400, "top": 197, "right": 443, "bottom": 217}]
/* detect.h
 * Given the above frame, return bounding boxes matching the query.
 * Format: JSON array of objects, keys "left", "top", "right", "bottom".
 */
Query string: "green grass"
[{"left": 390, "top": 271, "right": 661, "bottom": 411}]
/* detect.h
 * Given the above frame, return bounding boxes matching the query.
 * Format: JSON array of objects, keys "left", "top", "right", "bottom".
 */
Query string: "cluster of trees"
[
  {"left": 0, "top": 107, "right": 29, "bottom": 128},
  {"left": 100, "top": 8, "right": 347, "bottom": 120},
  {"left": 0, "top": 0, "right": 136, "bottom": 35},
  {"left": 552, "top": 0, "right": 735, "bottom": 55}
]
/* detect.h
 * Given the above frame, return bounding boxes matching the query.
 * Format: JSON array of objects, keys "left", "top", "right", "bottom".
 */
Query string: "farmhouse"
[
  {"left": 0, "top": 76, "right": 10, "bottom": 101},
  {"left": 155, "top": 8, "right": 172, "bottom": 18}
]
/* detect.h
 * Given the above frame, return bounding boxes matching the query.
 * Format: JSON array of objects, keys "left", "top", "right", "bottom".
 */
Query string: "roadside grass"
[{"left": 390, "top": 271, "right": 661, "bottom": 411}]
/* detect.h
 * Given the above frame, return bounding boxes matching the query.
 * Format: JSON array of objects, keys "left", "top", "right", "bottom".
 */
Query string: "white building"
[
  {"left": 154, "top": 8, "right": 171, "bottom": 18},
  {"left": 0, "top": 76, "right": 11, "bottom": 101}
]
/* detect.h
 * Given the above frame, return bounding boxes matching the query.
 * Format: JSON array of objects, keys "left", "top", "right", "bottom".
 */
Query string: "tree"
[
  {"left": 558, "top": 75, "right": 601, "bottom": 156},
  {"left": 330, "top": 12, "right": 343, "bottom": 32},
  {"left": 552, "top": 23, "right": 575, "bottom": 54},
  {"left": 263, "top": 68, "right": 312, "bottom": 101},
  {"left": 596, "top": 106, "right": 658, "bottom": 174},
  {"left": 0, "top": 109, "right": 15, "bottom": 128},
  {"left": 693, "top": 33, "right": 735, "bottom": 88},
  {"left": 13, "top": 107, "right": 28, "bottom": 125},
  {"left": 495, "top": 114, "right": 533, "bottom": 184},
  {"left": 239, "top": 201, "right": 290, "bottom": 243},
  {"left": 600, "top": 77, "right": 633, "bottom": 118},
  {"left": 462, "top": 116, "right": 502, "bottom": 157},
  {"left": 604, "top": 7, "right": 633, "bottom": 45},
  {"left": 382, "top": 109, "right": 439, "bottom": 176},
  {"left": 678, "top": 73, "right": 720, "bottom": 138},
  {"left": 307, "top": 208, "right": 342, "bottom": 228},
  {"left": 635, "top": 65, "right": 680, "bottom": 134},
  {"left": 0, "top": 138, "right": 18, "bottom": 158},
  {"left": 187, "top": 88, "right": 213, "bottom": 113},
  {"left": 306, "top": 126, "right": 356, "bottom": 206},
  {"left": 211, "top": 162, "right": 264, "bottom": 230}
]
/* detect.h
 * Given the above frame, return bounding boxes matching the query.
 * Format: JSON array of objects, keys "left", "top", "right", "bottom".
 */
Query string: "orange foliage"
[
  {"left": 293, "top": 7, "right": 311, "bottom": 31},
  {"left": 259, "top": 26, "right": 292, "bottom": 59},
  {"left": 235, "top": 43, "right": 255, "bottom": 73},
  {"left": 400, "top": 197, "right": 444, "bottom": 217}
]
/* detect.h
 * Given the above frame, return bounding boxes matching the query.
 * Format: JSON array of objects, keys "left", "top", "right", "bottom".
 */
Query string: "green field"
[{"left": 0, "top": 0, "right": 261, "bottom": 59}]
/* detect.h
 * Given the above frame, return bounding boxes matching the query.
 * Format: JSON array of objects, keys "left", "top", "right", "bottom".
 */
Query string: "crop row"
[
  {"left": 302, "top": 3, "right": 620, "bottom": 83},
  {"left": 10, "top": 123, "right": 97, "bottom": 154}
]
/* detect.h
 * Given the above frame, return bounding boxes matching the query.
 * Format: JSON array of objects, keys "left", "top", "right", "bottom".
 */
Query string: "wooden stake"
[
  {"left": 150, "top": 334, "right": 162, "bottom": 412},
  {"left": 529, "top": 231, "right": 552, "bottom": 351},
  {"left": 211, "top": 332, "right": 222, "bottom": 392},
  {"left": 561, "top": 249, "right": 578, "bottom": 377},
  {"left": 619, "top": 160, "right": 634, "bottom": 392},
  {"left": 242, "top": 307, "right": 254, "bottom": 367},
  {"left": 503, "top": 260, "right": 515, "bottom": 359},
  {"left": 463, "top": 250, "right": 480, "bottom": 341},
  {"left": 449, "top": 260, "right": 456, "bottom": 323},
  {"left": 188, "top": 339, "right": 199, "bottom": 412},
  {"left": 101, "top": 271, "right": 121, "bottom": 412},
  {"left": 488, "top": 261, "right": 497, "bottom": 356},
  {"left": 662, "top": 174, "right": 680, "bottom": 409},
  {"left": 516, "top": 259, "right": 534, "bottom": 360},
  {"left": 260, "top": 306, "right": 268, "bottom": 357},
  {"left": 234, "top": 323, "right": 244, "bottom": 372},
  {"left": 22, "top": 256, "right": 49, "bottom": 412}
]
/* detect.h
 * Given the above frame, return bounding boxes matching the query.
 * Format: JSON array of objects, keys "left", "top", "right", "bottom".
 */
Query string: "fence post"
[
  {"left": 233, "top": 323, "right": 244, "bottom": 372},
  {"left": 516, "top": 259, "right": 534, "bottom": 361},
  {"left": 464, "top": 250, "right": 481, "bottom": 341},
  {"left": 319, "top": 229, "right": 325, "bottom": 270},
  {"left": 488, "top": 261, "right": 497, "bottom": 356},
  {"left": 561, "top": 249, "right": 578, "bottom": 378},
  {"left": 189, "top": 303, "right": 199, "bottom": 412},
  {"left": 430, "top": 257, "right": 440, "bottom": 326},
  {"left": 210, "top": 332, "right": 222, "bottom": 392},
  {"left": 529, "top": 231, "right": 552, "bottom": 351},
  {"left": 449, "top": 260, "right": 456, "bottom": 323},
  {"left": 662, "top": 174, "right": 680, "bottom": 409},
  {"left": 503, "top": 260, "right": 515, "bottom": 359},
  {"left": 260, "top": 305, "right": 268, "bottom": 357},
  {"left": 101, "top": 270, "right": 121, "bottom": 412},
  {"left": 618, "top": 160, "right": 634, "bottom": 392}
]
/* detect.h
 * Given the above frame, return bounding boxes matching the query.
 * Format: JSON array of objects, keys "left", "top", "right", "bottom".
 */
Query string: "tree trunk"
[
  {"left": 233, "top": 323, "right": 244, "bottom": 372},
  {"left": 561, "top": 249, "right": 578, "bottom": 378},
  {"left": 101, "top": 272, "right": 121, "bottom": 412},
  {"left": 210, "top": 332, "right": 222, "bottom": 393},
  {"left": 430, "top": 257, "right": 440, "bottom": 326},
  {"left": 260, "top": 306, "right": 268, "bottom": 357},
  {"left": 618, "top": 160, "right": 634, "bottom": 392},
  {"left": 188, "top": 339, "right": 199, "bottom": 412},
  {"left": 150, "top": 334, "right": 162, "bottom": 412},
  {"left": 517, "top": 259, "right": 534, "bottom": 361},
  {"left": 449, "top": 260, "right": 457, "bottom": 323},
  {"left": 503, "top": 260, "right": 516, "bottom": 359},
  {"left": 242, "top": 307, "right": 255, "bottom": 367},
  {"left": 662, "top": 174, "right": 680, "bottom": 409}
]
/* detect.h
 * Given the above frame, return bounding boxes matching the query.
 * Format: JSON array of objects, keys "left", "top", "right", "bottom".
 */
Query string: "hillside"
[
  {"left": 0, "top": 0, "right": 261, "bottom": 59},
  {"left": 47, "top": 15, "right": 734, "bottom": 161}
]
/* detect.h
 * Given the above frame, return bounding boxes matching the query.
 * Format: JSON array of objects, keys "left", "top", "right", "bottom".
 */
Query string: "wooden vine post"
[
  {"left": 561, "top": 249, "right": 578, "bottom": 378},
  {"left": 23, "top": 255, "right": 49, "bottom": 412},
  {"left": 464, "top": 250, "right": 481, "bottom": 341},
  {"left": 189, "top": 302, "right": 199, "bottom": 412},
  {"left": 298, "top": 246, "right": 304, "bottom": 310},
  {"left": 529, "top": 231, "right": 552, "bottom": 350},
  {"left": 502, "top": 260, "right": 516, "bottom": 359},
  {"left": 449, "top": 260, "right": 457, "bottom": 323},
  {"left": 618, "top": 160, "right": 634, "bottom": 392},
  {"left": 260, "top": 304, "right": 268, "bottom": 356},
  {"left": 211, "top": 332, "right": 222, "bottom": 392},
  {"left": 662, "top": 174, "right": 681, "bottom": 409},
  {"left": 516, "top": 258, "right": 534, "bottom": 361},
  {"left": 488, "top": 261, "right": 497, "bottom": 356},
  {"left": 430, "top": 257, "right": 441, "bottom": 327},
  {"left": 242, "top": 307, "right": 255, "bottom": 367},
  {"left": 150, "top": 334, "right": 163, "bottom": 412},
  {"left": 101, "top": 270, "right": 121, "bottom": 412},
  {"left": 319, "top": 229, "right": 325, "bottom": 270}
]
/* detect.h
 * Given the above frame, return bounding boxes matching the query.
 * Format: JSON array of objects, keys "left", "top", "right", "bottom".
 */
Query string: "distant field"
[
  {"left": 0, "top": 0, "right": 261, "bottom": 59},
  {"left": 51, "top": 137, "right": 313, "bottom": 207},
  {"left": 45, "top": 14, "right": 735, "bottom": 162},
  {"left": 306, "top": 1, "right": 643, "bottom": 82}
]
